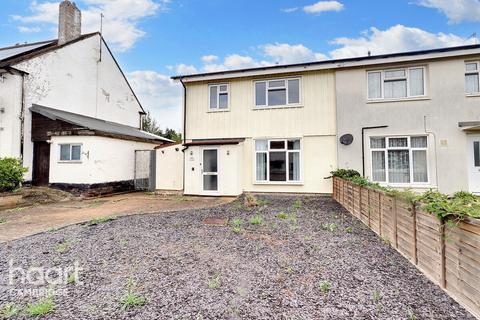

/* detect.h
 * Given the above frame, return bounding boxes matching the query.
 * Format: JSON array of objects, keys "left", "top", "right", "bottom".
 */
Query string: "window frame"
[
  {"left": 465, "top": 61, "right": 480, "bottom": 95},
  {"left": 253, "top": 77, "right": 302, "bottom": 108},
  {"left": 253, "top": 138, "right": 302, "bottom": 184},
  {"left": 370, "top": 136, "right": 429, "bottom": 186},
  {"left": 208, "top": 83, "right": 230, "bottom": 111},
  {"left": 366, "top": 66, "right": 427, "bottom": 101},
  {"left": 59, "top": 143, "right": 82, "bottom": 162}
]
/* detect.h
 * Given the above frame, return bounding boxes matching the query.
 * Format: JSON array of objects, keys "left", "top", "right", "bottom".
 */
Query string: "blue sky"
[{"left": 1, "top": 0, "right": 480, "bottom": 130}]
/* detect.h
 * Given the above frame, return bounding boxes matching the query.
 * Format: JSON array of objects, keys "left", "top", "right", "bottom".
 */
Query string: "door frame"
[
  {"left": 200, "top": 147, "right": 219, "bottom": 195},
  {"left": 467, "top": 134, "right": 480, "bottom": 194}
]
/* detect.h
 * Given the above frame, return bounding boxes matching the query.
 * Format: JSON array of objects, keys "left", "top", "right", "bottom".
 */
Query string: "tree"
[{"left": 142, "top": 111, "right": 182, "bottom": 142}]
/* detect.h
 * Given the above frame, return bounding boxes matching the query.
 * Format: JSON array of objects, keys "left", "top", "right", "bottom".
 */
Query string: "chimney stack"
[{"left": 58, "top": 0, "right": 81, "bottom": 45}]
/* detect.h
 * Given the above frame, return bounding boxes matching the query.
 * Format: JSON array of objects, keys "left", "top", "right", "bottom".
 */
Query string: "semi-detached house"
[{"left": 172, "top": 44, "right": 480, "bottom": 196}]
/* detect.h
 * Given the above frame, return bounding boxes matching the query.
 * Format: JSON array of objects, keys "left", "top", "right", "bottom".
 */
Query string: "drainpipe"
[
  {"left": 424, "top": 115, "right": 439, "bottom": 189},
  {"left": 180, "top": 78, "right": 187, "bottom": 191},
  {"left": 20, "top": 72, "right": 25, "bottom": 162},
  {"left": 361, "top": 125, "right": 388, "bottom": 177}
]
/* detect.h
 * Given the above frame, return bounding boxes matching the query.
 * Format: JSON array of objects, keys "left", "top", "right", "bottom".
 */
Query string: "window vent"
[{"left": 0, "top": 107, "right": 5, "bottom": 113}]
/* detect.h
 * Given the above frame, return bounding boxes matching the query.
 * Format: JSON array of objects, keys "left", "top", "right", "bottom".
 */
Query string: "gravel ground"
[{"left": 0, "top": 195, "right": 474, "bottom": 320}]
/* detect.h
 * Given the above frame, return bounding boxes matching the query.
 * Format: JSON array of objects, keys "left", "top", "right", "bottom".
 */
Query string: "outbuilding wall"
[{"left": 155, "top": 143, "right": 184, "bottom": 191}]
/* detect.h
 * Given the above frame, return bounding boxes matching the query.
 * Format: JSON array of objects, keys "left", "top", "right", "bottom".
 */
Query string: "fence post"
[
  {"left": 379, "top": 192, "right": 382, "bottom": 236},
  {"left": 440, "top": 217, "right": 446, "bottom": 288},
  {"left": 413, "top": 202, "right": 418, "bottom": 265},
  {"left": 367, "top": 189, "right": 371, "bottom": 227},
  {"left": 393, "top": 197, "right": 398, "bottom": 249}
]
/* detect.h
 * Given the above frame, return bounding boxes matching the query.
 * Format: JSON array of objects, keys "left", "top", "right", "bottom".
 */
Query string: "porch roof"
[
  {"left": 459, "top": 121, "right": 480, "bottom": 132},
  {"left": 183, "top": 138, "right": 245, "bottom": 146}
]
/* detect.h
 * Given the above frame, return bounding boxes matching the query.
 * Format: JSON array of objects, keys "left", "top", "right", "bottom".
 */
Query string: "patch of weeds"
[
  {"left": 207, "top": 273, "right": 222, "bottom": 289},
  {"left": 7, "top": 206, "right": 28, "bottom": 213},
  {"left": 47, "top": 227, "right": 59, "bottom": 233},
  {"left": 236, "top": 287, "right": 248, "bottom": 297},
  {"left": 88, "top": 216, "right": 117, "bottom": 226},
  {"left": 67, "top": 271, "right": 79, "bottom": 285},
  {"left": 276, "top": 211, "right": 288, "bottom": 219},
  {"left": 319, "top": 280, "right": 331, "bottom": 294},
  {"left": 256, "top": 198, "right": 270, "bottom": 206},
  {"left": 1, "top": 303, "right": 20, "bottom": 318},
  {"left": 231, "top": 218, "right": 243, "bottom": 233},
  {"left": 381, "top": 236, "right": 391, "bottom": 245},
  {"left": 0, "top": 218, "right": 6, "bottom": 224},
  {"left": 304, "top": 235, "right": 313, "bottom": 241},
  {"left": 293, "top": 199, "right": 302, "bottom": 209},
  {"left": 144, "top": 191, "right": 156, "bottom": 196},
  {"left": 119, "top": 239, "right": 129, "bottom": 246},
  {"left": 372, "top": 290, "right": 382, "bottom": 303},
  {"left": 345, "top": 226, "right": 353, "bottom": 233},
  {"left": 285, "top": 266, "right": 294, "bottom": 274},
  {"left": 26, "top": 297, "right": 54, "bottom": 317},
  {"left": 407, "top": 309, "right": 418, "bottom": 320},
  {"left": 249, "top": 215, "right": 263, "bottom": 225},
  {"left": 322, "top": 223, "right": 339, "bottom": 232},
  {"left": 55, "top": 240, "right": 71, "bottom": 253},
  {"left": 289, "top": 224, "right": 300, "bottom": 232},
  {"left": 244, "top": 194, "right": 258, "bottom": 207},
  {"left": 120, "top": 278, "right": 147, "bottom": 311}
]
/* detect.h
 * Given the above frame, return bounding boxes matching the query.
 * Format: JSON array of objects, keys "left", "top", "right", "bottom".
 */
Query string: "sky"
[{"left": 1, "top": 0, "right": 480, "bottom": 130}]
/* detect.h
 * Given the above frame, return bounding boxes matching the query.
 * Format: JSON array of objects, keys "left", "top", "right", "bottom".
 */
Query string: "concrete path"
[{"left": 0, "top": 193, "right": 234, "bottom": 243}]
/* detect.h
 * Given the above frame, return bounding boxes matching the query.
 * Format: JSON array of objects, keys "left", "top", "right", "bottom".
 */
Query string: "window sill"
[
  {"left": 207, "top": 109, "right": 230, "bottom": 113},
  {"left": 366, "top": 96, "right": 430, "bottom": 104},
  {"left": 254, "top": 181, "right": 304, "bottom": 186},
  {"left": 466, "top": 93, "right": 480, "bottom": 98},
  {"left": 58, "top": 161, "right": 82, "bottom": 164},
  {"left": 253, "top": 105, "right": 303, "bottom": 110}
]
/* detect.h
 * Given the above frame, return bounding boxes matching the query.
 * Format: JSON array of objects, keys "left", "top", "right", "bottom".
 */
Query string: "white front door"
[
  {"left": 201, "top": 148, "right": 218, "bottom": 193},
  {"left": 468, "top": 134, "right": 480, "bottom": 193}
]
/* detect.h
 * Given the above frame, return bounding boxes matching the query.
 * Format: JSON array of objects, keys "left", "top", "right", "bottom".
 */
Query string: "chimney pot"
[{"left": 58, "top": 0, "right": 81, "bottom": 45}]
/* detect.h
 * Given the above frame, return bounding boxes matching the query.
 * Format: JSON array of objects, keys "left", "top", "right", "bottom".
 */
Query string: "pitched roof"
[{"left": 30, "top": 104, "right": 172, "bottom": 143}]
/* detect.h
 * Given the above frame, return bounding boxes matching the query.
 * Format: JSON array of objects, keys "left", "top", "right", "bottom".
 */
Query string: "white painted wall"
[
  {"left": 49, "top": 135, "right": 156, "bottom": 184},
  {"left": 155, "top": 144, "right": 184, "bottom": 191},
  {"left": 0, "top": 73, "right": 22, "bottom": 159}
]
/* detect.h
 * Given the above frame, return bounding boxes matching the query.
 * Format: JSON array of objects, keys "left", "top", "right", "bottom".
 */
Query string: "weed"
[
  {"left": 293, "top": 199, "right": 302, "bottom": 209},
  {"left": 249, "top": 215, "right": 263, "bottom": 225},
  {"left": 26, "top": 297, "right": 54, "bottom": 317},
  {"left": 231, "top": 218, "right": 243, "bottom": 233},
  {"left": 55, "top": 240, "right": 70, "bottom": 253},
  {"left": 120, "top": 278, "right": 147, "bottom": 311},
  {"left": 322, "top": 223, "right": 339, "bottom": 232},
  {"left": 207, "top": 274, "right": 222, "bottom": 289},
  {"left": 47, "top": 227, "right": 59, "bottom": 232},
  {"left": 144, "top": 191, "right": 156, "bottom": 196},
  {"left": 236, "top": 287, "right": 248, "bottom": 297},
  {"left": 88, "top": 216, "right": 117, "bottom": 226},
  {"left": 119, "top": 239, "right": 129, "bottom": 246},
  {"left": 304, "top": 235, "right": 313, "bottom": 241},
  {"left": 67, "top": 272, "right": 78, "bottom": 285},
  {"left": 1, "top": 303, "right": 20, "bottom": 318},
  {"left": 256, "top": 198, "right": 270, "bottom": 206},
  {"left": 277, "top": 212, "right": 288, "bottom": 219},
  {"left": 372, "top": 290, "right": 382, "bottom": 303},
  {"left": 0, "top": 218, "right": 6, "bottom": 224},
  {"left": 244, "top": 194, "right": 258, "bottom": 207},
  {"left": 286, "top": 266, "right": 294, "bottom": 273},
  {"left": 345, "top": 226, "right": 353, "bottom": 233},
  {"left": 407, "top": 309, "right": 418, "bottom": 320},
  {"left": 381, "top": 236, "right": 391, "bottom": 245},
  {"left": 319, "top": 280, "right": 331, "bottom": 294}
]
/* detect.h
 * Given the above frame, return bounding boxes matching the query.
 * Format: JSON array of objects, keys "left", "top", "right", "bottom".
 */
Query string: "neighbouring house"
[
  {"left": 172, "top": 44, "right": 480, "bottom": 196},
  {"left": 0, "top": 0, "right": 170, "bottom": 195}
]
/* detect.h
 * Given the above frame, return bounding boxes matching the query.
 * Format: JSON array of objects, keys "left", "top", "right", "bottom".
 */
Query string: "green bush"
[
  {"left": 330, "top": 169, "right": 361, "bottom": 179},
  {"left": 0, "top": 158, "right": 27, "bottom": 192}
]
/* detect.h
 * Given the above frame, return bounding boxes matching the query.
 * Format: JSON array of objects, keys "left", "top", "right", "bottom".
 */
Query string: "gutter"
[
  {"left": 180, "top": 78, "right": 187, "bottom": 191},
  {"left": 361, "top": 125, "right": 388, "bottom": 177}
]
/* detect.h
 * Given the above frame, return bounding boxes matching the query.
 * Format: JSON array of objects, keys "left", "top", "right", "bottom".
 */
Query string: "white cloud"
[
  {"left": 175, "top": 63, "right": 198, "bottom": 74},
  {"left": 18, "top": 26, "right": 41, "bottom": 33},
  {"left": 263, "top": 43, "right": 327, "bottom": 64},
  {"left": 329, "top": 24, "right": 473, "bottom": 59},
  {"left": 415, "top": 0, "right": 480, "bottom": 23},
  {"left": 201, "top": 55, "right": 218, "bottom": 63},
  {"left": 303, "top": 1, "right": 344, "bottom": 14},
  {"left": 12, "top": 0, "right": 168, "bottom": 51},
  {"left": 281, "top": 7, "right": 298, "bottom": 13},
  {"left": 127, "top": 70, "right": 182, "bottom": 131}
]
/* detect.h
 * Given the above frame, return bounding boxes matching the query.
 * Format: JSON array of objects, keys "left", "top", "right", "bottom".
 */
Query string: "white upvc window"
[
  {"left": 465, "top": 62, "right": 480, "bottom": 94},
  {"left": 255, "top": 139, "right": 301, "bottom": 183},
  {"left": 367, "top": 67, "right": 426, "bottom": 100},
  {"left": 254, "top": 77, "right": 301, "bottom": 107},
  {"left": 208, "top": 84, "right": 229, "bottom": 110},
  {"left": 370, "top": 136, "right": 428, "bottom": 185},
  {"left": 59, "top": 144, "right": 82, "bottom": 162}
]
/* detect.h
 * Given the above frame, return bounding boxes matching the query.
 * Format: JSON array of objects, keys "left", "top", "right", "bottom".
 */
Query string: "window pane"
[
  {"left": 268, "top": 89, "right": 287, "bottom": 106},
  {"left": 413, "top": 150, "right": 428, "bottom": 182},
  {"left": 255, "top": 82, "right": 267, "bottom": 106},
  {"left": 288, "top": 152, "right": 300, "bottom": 181},
  {"left": 71, "top": 145, "right": 81, "bottom": 161},
  {"left": 411, "top": 136, "right": 427, "bottom": 148},
  {"left": 388, "top": 150, "right": 410, "bottom": 183},
  {"left": 385, "top": 69, "right": 406, "bottom": 78},
  {"left": 270, "top": 141, "right": 285, "bottom": 149},
  {"left": 256, "top": 153, "right": 267, "bottom": 181},
  {"left": 255, "top": 140, "right": 268, "bottom": 151},
  {"left": 269, "top": 80, "right": 285, "bottom": 88},
  {"left": 287, "top": 139, "right": 300, "bottom": 150},
  {"left": 474, "top": 141, "right": 480, "bottom": 167},
  {"left": 288, "top": 79, "right": 300, "bottom": 104},
  {"left": 466, "top": 74, "right": 479, "bottom": 94},
  {"left": 60, "top": 144, "right": 70, "bottom": 161},
  {"left": 409, "top": 68, "right": 424, "bottom": 96},
  {"left": 389, "top": 137, "right": 408, "bottom": 148},
  {"left": 219, "top": 93, "right": 228, "bottom": 109},
  {"left": 368, "top": 72, "right": 381, "bottom": 99},
  {"left": 466, "top": 63, "right": 478, "bottom": 71},
  {"left": 370, "top": 137, "right": 385, "bottom": 149},
  {"left": 372, "top": 151, "right": 386, "bottom": 182},
  {"left": 203, "top": 149, "right": 217, "bottom": 173},
  {"left": 203, "top": 175, "right": 218, "bottom": 191},
  {"left": 219, "top": 85, "right": 228, "bottom": 92},
  {"left": 269, "top": 152, "right": 286, "bottom": 181},
  {"left": 209, "top": 86, "right": 218, "bottom": 109},
  {"left": 384, "top": 80, "right": 407, "bottom": 98}
]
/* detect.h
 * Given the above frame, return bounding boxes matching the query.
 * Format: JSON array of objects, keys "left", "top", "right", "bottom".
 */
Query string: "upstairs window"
[
  {"left": 209, "top": 84, "right": 229, "bottom": 110},
  {"left": 367, "top": 67, "right": 425, "bottom": 100},
  {"left": 466, "top": 62, "right": 479, "bottom": 94},
  {"left": 255, "top": 78, "right": 300, "bottom": 107},
  {"left": 60, "top": 144, "right": 82, "bottom": 161}
]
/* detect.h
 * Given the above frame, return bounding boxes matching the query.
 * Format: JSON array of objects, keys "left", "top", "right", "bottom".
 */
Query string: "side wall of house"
[
  {"left": 155, "top": 144, "right": 184, "bottom": 191},
  {"left": 0, "top": 73, "right": 22, "bottom": 159},
  {"left": 49, "top": 135, "right": 156, "bottom": 184},
  {"left": 336, "top": 55, "right": 480, "bottom": 194}
]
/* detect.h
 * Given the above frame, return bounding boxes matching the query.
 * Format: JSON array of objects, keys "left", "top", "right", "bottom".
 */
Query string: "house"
[
  {"left": 0, "top": 0, "right": 170, "bottom": 195},
  {"left": 172, "top": 44, "right": 480, "bottom": 196}
]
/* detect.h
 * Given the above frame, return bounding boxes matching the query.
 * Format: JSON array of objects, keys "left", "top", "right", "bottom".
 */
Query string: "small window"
[
  {"left": 466, "top": 62, "right": 480, "bottom": 94},
  {"left": 367, "top": 67, "right": 426, "bottom": 100},
  {"left": 60, "top": 144, "right": 82, "bottom": 161},
  {"left": 254, "top": 77, "right": 301, "bottom": 107},
  {"left": 208, "top": 84, "right": 229, "bottom": 110}
]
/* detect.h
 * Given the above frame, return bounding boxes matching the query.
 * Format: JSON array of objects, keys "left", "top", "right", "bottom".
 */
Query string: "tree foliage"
[
  {"left": 141, "top": 111, "right": 182, "bottom": 142},
  {"left": 0, "top": 158, "right": 28, "bottom": 192}
]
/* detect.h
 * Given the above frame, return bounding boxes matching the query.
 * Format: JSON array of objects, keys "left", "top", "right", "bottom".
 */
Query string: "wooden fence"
[{"left": 333, "top": 177, "right": 480, "bottom": 319}]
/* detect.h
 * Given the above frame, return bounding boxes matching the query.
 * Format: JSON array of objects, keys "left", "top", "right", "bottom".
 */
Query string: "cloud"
[
  {"left": 303, "top": 1, "right": 344, "bottom": 14},
  {"left": 18, "top": 26, "right": 41, "bottom": 33},
  {"left": 329, "top": 24, "right": 474, "bottom": 59},
  {"left": 201, "top": 55, "right": 218, "bottom": 63},
  {"left": 127, "top": 70, "right": 182, "bottom": 131},
  {"left": 175, "top": 63, "right": 198, "bottom": 74},
  {"left": 263, "top": 43, "right": 327, "bottom": 64},
  {"left": 415, "top": 0, "right": 480, "bottom": 23},
  {"left": 281, "top": 7, "right": 298, "bottom": 13},
  {"left": 12, "top": 0, "right": 168, "bottom": 51}
]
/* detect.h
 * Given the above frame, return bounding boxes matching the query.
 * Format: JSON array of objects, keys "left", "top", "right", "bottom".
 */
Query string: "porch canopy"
[{"left": 459, "top": 121, "right": 480, "bottom": 132}]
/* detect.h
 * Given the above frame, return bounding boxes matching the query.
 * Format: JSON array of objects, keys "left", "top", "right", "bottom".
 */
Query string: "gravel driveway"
[{"left": 0, "top": 195, "right": 474, "bottom": 319}]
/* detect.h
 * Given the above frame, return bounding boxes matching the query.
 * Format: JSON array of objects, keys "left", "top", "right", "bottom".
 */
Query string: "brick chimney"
[{"left": 58, "top": 0, "right": 81, "bottom": 45}]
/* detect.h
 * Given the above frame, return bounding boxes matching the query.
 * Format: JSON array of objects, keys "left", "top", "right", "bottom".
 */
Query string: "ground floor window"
[
  {"left": 370, "top": 136, "right": 428, "bottom": 184},
  {"left": 255, "top": 139, "right": 301, "bottom": 182},
  {"left": 60, "top": 144, "right": 82, "bottom": 161}
]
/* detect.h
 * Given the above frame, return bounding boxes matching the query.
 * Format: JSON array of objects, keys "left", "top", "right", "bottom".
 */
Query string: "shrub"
[
  {"left": 0, "top": 158, "right": 27, "bottom": 192},
  {"left": 330, "top": 169, "right": 361, "bottom": 179}
]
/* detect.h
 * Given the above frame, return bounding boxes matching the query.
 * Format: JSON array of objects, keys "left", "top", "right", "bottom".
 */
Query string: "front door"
[
  {"left": 468, "top": 134, "right": 480, "bottom": 193},
  {"left": 202, "top": 148, "right": 218, "bottom": 193},
  {"left": 32, "top": 141, "right": 50, "bottom": 186}
]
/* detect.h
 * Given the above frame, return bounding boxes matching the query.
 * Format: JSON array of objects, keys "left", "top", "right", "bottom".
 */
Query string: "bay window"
[
  {"left": 465, "top": 62, "right": 479, "bottom": 94},
  {"left": 209, "top": 84, "right": 229, "bottom": 110},
  {"left": 254, "top": 78, "right": 300, "bottom": 107},
  {"left": 367, "top": 67, "right": 426, "bottom": 100},
  {"left": 255, "top": 139, "right": 301, "bottom": 182},
  {"left": 370, "top": 136, "right": 428, "bottom": 184}
]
